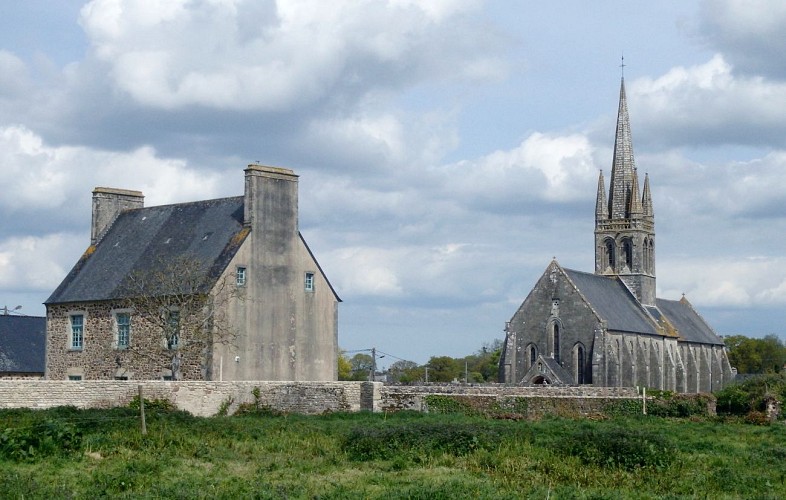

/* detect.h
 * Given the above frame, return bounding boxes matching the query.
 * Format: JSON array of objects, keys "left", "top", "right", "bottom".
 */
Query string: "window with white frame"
[
  {"left": 236, "top": 266, "right": 247, "bottom": 286},
  {"left": 166, "top": 310, "right": 180, "bottom": 349},
  {"left": 304, "top": 272, "right": 315, "bottom": 292},
  {"left": 70, "top": 314, "right": 84, "bottom": 350},
  {"left": 115, "top": 312, "right": 131, "bottom": 349}
]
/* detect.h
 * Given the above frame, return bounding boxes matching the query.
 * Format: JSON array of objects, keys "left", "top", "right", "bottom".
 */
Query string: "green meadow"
[{"left": 1, "top": 402, "right": 784, "bottom": 499}]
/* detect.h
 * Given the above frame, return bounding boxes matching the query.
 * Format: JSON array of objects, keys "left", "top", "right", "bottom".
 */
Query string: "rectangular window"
[
  {"left": 304, "top": 272, "right": 315, "bottom": 292},
  {"left": 70, "top": 314, "right": 84, "bottom": 350},
  {"left": 68, "top": 375, "right": 82, "bottom": 381},
  {"left": 236, "top": 266, "right": 247, "bottom": 286},
  {"left": 116, "top": 312, "right": 131, "bottom": 349},
  {"left": 166, "top": 310, "right": 180, "bottom": 349}
]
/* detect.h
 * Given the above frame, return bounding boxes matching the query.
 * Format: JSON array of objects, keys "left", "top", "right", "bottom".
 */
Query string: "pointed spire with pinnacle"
[
  {"left": 629, "top": 167, "right": 643, "bottom": 216},
  {"left": 608, "top": 77, "right": 638, "bottom": 219},
  {"left": 595, "top": 170, "right": 607, "bottom": 221},
  {"left": 594, "top": 69, "right": 656, "bottom": 305},
  {"left": 642, "top": 173, "right": 653, "bottom": 217}
]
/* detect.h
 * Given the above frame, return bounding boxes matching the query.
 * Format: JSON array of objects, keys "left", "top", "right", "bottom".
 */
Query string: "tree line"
[
  {"left": 339, "top": 340, "right": 503, "bottom": 383},
  {"left": 724, "top": 334, "right": 786, "bottom": 374},
  {"left": 339, "top": 334, "right": 786, "bottom": 384}
]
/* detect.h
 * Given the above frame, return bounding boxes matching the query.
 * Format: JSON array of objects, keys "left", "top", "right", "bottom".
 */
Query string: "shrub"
[
  {"left": 647, "top": 391, "right": 714, "bottom": 417},
  {"left": 559, "top": 425, "right": 675, "bottom": 470},
  {"left": 0, "top": 419, "right": 82, "bottom": 461},
  {"left": 715, "top": 384, "right": 752, "bottom": 415},
  {"left": 715, "top": 373, "right": 786, "bottom": 419},
  {"left": 743, "top": 411, "right": 771, "bottom": 426},
  {"left": 128, "top": 395, "right": 176, "bottom": 412},
  {"left": 343, "top": 421, "right": 504, "bottom": 460},
  {"left": 423, "top": 395, "right": 481, "bottom": 416},
  {"left": 602, "top": 399, "right": 643, "bottom": 417}
]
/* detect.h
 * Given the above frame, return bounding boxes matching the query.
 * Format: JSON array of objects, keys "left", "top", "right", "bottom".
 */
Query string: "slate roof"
[
  {"left": 655, "top": 298, "right": 724, "bottom": 346},
  {"left": 563, "top": 268, "right": 659, "bottom": 335},
  {"left": 561, "top": 266, "right": 723, "bottom": 346},
  {"left": 0, "top": 315, "right": 46, "bottom": 374},
  {"left": 46, "top": 196, "right": 248, "bottom": 304}
]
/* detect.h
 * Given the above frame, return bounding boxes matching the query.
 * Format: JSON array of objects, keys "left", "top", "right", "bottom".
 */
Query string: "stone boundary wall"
[
  {"left": 380, "top": 385, "right": 643, "bottom": 416},
  {"left": 0, "top": 381, "right": 376, "bottom": 417},
  {"left": 0, "top": 381, "right": 649, "bottom": 418}
]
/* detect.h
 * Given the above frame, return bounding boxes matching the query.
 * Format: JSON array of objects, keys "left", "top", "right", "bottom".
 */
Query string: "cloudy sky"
[{"left": 2, "top": 0, "right": 786, "bottom": 366}]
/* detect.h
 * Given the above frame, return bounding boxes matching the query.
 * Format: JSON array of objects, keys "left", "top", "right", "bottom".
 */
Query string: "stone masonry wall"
[
  {"left": 47, "top": 301, "right": 208, "bottom": 381},
  {"left": 380, "top": 385, "right": 642, "bottom": 416},
  {"left": 0, "top": 381, "right": 648, "bottom": 418},
  {"left": 0, "top": 380, "right": 369, "bottom": 417}
]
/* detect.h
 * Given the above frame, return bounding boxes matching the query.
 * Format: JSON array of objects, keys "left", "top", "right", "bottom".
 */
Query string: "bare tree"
[{"left": 118, "top": 255, "right": 241, "bottom": 380}]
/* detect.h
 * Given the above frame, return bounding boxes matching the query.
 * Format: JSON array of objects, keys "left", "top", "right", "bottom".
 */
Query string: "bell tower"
[{"left": 594, "top": 77, "right": 656, "bottom": 305}]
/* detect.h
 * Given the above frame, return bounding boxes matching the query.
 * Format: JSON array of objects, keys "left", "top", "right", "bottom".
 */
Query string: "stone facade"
[
  {"left": 46, "top": 301, "right": 208, "bottom": 380},
  {"left": 45, "top": 165, "right": 340, "bottom": 382}
]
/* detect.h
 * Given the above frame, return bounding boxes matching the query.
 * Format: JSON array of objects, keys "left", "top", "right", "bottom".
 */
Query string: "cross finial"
[{"left": 620, "top": 54, "right": 626, "bottom": 78}]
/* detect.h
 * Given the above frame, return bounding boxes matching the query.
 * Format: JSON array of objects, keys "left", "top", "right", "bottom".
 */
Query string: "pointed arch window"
[
  {"left": 648, "top": 239, "right": 654, "bottom": 274},
  {"left": 605, "top": 239, "right": 616, "bottom": 271},
  {"left": 574, "top": 343, "right": 586, "bottom": 384},
  {"left": 622, "top": 239, "right": 633, "bottom": 270},
  {"left": 552, "top": 322, "right": 561, "bottom": 363},
  {"left": 526, "top": 343, "right": 538, "bottom": 370}
]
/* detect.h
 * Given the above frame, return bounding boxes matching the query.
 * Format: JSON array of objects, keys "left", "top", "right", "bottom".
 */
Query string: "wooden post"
[
  {"left": 642, "top": 387, "right": 647, "bottom": 415},
  {"left": 138, "top": 384, "right": 147, "bottom": 435}
]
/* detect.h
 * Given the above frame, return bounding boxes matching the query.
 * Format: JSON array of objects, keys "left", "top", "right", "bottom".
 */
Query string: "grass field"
[{"left": 1, "top": 405, "right": 785, "bottom": 499}]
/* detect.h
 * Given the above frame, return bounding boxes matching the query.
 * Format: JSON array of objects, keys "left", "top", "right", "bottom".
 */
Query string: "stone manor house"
[
  {"left": 499, "top": 78, "right": 734, "bottom": 392},
  {"left": 45, "top": 165, "right": 340, "bottom": 381}
]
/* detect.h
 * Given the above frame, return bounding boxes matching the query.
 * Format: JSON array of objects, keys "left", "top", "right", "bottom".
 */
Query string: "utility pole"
[
  {"left": 424, "top": 366, "right": 429, "bottom": 383},
  {"left": 369, "top": 347, "right": 377, "bottom": 382}
]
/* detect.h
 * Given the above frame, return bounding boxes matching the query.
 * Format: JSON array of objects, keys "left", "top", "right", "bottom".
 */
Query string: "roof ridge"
[{"left": 128, "top": 195, "right": 244, "bottom": 212}]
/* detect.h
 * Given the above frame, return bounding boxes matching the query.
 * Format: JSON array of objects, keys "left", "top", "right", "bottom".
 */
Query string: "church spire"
[
  {"left": 595, "top": 170, "right": 607, "bottom": 221},
  {"left": 594, "top": 73, "right": 656, "bottom": 306},
  {"left": 607, "top": 77, "right": 637, "bottom": 219}
]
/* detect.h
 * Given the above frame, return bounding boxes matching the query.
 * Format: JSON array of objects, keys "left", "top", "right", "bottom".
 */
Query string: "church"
[{"left": 498, "top": 78, "right": 734, "bottom": 393}]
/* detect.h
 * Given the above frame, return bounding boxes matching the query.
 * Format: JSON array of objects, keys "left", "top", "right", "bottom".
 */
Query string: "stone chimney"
[
  {"left": 243, "top": 164, "right": 299, "bottom": 241},
  {"left": 91, "top": 187, "right": 144, "bottom": 245}
]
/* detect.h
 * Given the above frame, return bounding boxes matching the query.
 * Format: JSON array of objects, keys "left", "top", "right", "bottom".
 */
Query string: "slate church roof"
[
  {"left": 0, "top": 315, "right": 46, "bottom": 374},
  {"left": 564, "top": 268, "right": 658, "bottom": 335},
  {"left": 46, "top": 196, "right": 248, "bottom": 304},
  {"left": 561, "top": 265, "right": 724, "bottom": 346}
]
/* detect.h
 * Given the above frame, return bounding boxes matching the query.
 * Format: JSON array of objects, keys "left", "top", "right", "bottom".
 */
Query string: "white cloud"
[
  {"left": 660, "top": 256, "right": 786, "bottom": 307},
  {"left": 631, "top": 55, "right": 786, "bottom": 147},
  {"left": 0, "top": 125, "right": 223, "bottom": 212},
  {"left": 78, "top": 0, "right": 505, "bottom": 110},
  {"left": 440, "top": 132, "right": 598, "bottom": 210},
  {"left": 0, "top": 233, "right": 82, "bottom": 291}
]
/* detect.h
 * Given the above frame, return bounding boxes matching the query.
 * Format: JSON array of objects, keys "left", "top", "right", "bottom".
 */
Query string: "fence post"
[
  {"left": 139, "top": 384, "right": 147, "bottom": 435},
  {"left": 642, "top": 387, "right": 647, "bottom": 415}
]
